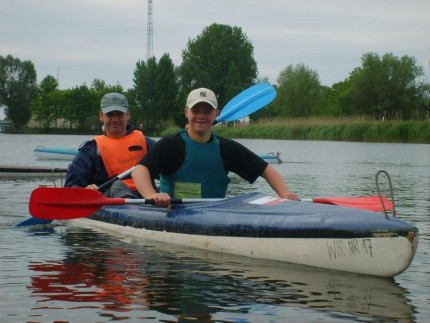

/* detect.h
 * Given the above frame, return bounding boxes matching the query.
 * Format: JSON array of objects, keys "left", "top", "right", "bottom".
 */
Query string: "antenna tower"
[{"left": 146, "top": 0, "right": 153, "bottom": 60}]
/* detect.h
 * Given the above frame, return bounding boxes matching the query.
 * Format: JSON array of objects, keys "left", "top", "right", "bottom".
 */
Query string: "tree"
[
  {"left": 62, "top": 84, "right": 98, "bottom": 130},
  {"left": 154, "top": 54, "right": 180, "bottom": 128},
  {"left": 31, "top": 75, "right": 62, "bottom": 129},
  {"left": 134, "top": 57, "right": 158, "bottom": 133},
  {"left": 134, "top": 54, "right": 179, "bottom": 134},
  {"left": 0, "top": 55, "right": 38, "bottom": 130},
  {"left": 179, "top": 23, "right": 258, "bottom": 109},
  {"left": 274, "top": 64, "right": 323, "bottom": 118},
  {"left": 320, "top": 80, "right": 353, "bottom": 118},
  {"left": 90, "top": 79, "right": 124, "bottom": 95},
  {"left": 341, "top": 52, "right": 426, "bottom": 120}
]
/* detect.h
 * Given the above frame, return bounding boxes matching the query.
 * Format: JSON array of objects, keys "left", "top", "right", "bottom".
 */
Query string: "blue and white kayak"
[
  {"left": 66, "top": 192, "right": 418, "bottom": 277},
  {"left": 33, "top": 146, "right": 78, "bottom": 160},
  {"left": 33, "top": 145, "right": 281, "bottom": 163}
]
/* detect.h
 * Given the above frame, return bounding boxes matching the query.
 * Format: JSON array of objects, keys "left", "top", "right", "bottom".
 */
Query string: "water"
[{"left": 0, "top": 134, "right": 429, "bottom": 322}]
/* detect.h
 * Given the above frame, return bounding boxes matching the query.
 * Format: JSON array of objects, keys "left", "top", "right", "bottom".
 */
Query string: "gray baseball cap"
[{"left": 100, "top": 93, "right": 129, "bottom": 113}]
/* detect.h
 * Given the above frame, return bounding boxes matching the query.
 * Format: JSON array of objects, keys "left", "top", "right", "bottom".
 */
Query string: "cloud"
[{"left": 1, "top": 0, "right": 429, "bottom": 89}]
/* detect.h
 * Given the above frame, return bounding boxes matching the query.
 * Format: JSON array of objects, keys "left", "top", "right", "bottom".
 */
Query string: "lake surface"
[{"left": 0, "top": 134, "right": 429, "bottom": 322}]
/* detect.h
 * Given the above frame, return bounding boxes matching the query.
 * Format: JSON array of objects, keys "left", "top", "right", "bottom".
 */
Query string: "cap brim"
[
  {"left": 187, "top": 100, "right": 217, "bottom": 109},
  {"left": 101, "top": 106, "right": 128, "bottom": 114}
]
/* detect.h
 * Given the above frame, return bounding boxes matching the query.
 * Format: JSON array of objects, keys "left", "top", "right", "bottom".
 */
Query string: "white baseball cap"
[{"left": 186, "top": 88, "right": 218, "bottom": 110}]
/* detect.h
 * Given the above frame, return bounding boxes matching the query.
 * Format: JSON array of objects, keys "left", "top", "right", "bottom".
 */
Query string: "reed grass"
[{"left": 211, "top": 117, "right": 430, "bottom": 143}]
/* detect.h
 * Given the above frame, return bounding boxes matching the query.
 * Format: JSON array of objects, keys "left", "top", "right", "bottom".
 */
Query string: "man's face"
[
  {"left": 185, "top": 103, "right": 219, "bottom": 134},
  {"left": 99, "top": 110, "right": 130, "bottom": 137}
]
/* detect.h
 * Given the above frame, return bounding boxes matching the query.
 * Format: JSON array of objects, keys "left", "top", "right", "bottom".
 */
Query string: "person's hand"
[
  {"left": 280, "top": 192, "right": 300, "bottom": 201},
  {"left": 149, "top": 192, "right": 172, "bottom": 208},
  {"left": 86, "top": 184, "right": 99, "bottom": 191}
]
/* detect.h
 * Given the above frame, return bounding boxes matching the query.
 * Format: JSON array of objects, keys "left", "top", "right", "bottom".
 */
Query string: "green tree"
[
  {"left": 0, "top": 55, "right": 37, "bottom": 130},
  {"left": 134, "top": 54, "right": 179, "bottom": 134},
  {"left": 134, "top": 57, "right": 158, "bottom": 132},
  {"left": 90, "top": 79, "right": 124, "bottom": 95},
  {"left": 179, "top": 23, "right": 258, "bottom": 109},
  {"left": 319, "top": 80, "right": 352, "bottom": 118},
  {"left": 274, "top": 64, "right": 323, "bottom": 118},
  {"left": 62, "top": 84, "right": 98, "bottom": 130},
  {"left": 31, "top": 75, "right": 61, "bottom": 129},
  {"left": 341, "top": 52, "right": 426, "bottom": 120},
  {"left": 155, "top": 54, "right": 180, "bottom": 128}
]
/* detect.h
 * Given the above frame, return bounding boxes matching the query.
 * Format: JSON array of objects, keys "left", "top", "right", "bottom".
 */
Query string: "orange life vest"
[{"left": 94, "top": 130, "right": 147, "bottom": 190}]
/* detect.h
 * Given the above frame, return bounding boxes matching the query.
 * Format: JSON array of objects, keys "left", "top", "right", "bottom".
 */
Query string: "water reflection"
[{"left": 27, "top": 226, "right": 416, "bottom": 322}]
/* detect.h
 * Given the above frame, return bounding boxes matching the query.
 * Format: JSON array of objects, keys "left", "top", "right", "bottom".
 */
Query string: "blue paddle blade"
[
  {"left": 215, "top": 82, "right": 276, "bottom": 124},
  {"left": 15, "top": 217, "right": 53, "bottom": 227}
]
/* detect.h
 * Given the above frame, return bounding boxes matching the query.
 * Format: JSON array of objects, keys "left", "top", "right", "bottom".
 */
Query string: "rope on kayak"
[{"left": 375, "top": 170, "right": 396, "bottom": 218}]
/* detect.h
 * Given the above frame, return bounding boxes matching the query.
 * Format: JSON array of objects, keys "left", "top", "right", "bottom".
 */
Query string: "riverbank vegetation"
[{"left": 213, "top": 118, "right": 430, "bottom": 144}]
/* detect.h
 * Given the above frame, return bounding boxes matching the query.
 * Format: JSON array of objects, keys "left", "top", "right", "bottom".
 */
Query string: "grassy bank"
[{"left": 210, "top": 118, "right": 430, "bottom": 144}]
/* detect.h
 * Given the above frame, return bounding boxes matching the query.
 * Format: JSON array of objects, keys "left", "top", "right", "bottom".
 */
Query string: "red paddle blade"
[
  {"left": 312, "top": 195, "right": 393, "bottom": 212},
  {"left": 29, "top": 187, "right": 125, "bottom": 220}
]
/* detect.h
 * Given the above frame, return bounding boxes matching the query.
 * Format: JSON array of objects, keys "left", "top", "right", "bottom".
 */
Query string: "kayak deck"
[{"left": 90, "top": 192, "right": 415, "bottom": 239}]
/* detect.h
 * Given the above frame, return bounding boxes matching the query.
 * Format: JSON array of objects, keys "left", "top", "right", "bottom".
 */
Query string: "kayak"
[
  {"left": 33, "top": 146, "right": 78, "bottom": 160},
  {"left": 32, "top": 145, "right": 281, "bottom": 164},
  {"left": 66, "top": 192, "right": 418, "bottom": 277},
  {"left": 258, "top": 152, "right": 283, "bottom": 164}
]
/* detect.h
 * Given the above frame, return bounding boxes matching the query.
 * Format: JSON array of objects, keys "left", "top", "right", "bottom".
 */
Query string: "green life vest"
[{"left": 159, "top": 130, "right": 230, "bottom": 198}]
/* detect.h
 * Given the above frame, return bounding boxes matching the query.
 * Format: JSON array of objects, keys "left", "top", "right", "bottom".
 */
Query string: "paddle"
[
  {"left": 213, "top": 82, "right": 276, "bottom": 125},
  {"left": 15, "top": 167, "right": 138, "bottom": 227},
  {"left": 29, "top": 187, "right": 393, "bottom": 221}
]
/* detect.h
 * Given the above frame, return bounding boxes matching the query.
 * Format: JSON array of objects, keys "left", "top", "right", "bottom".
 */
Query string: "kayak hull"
[
  {"left": 67, "top": 192, "right": 418, "bottom": 277},
  {"left": 33, "top": 146, "right": 78, "bottom": 160}
]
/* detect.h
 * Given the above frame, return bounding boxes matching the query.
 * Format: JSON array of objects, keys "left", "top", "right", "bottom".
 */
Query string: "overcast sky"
[{"left": 1, "top": 0, "right": 430, "bottom": 91}]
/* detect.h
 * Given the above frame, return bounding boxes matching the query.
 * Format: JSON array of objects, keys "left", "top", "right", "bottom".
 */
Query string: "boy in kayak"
[
  {"left": 132, "top": 88, "right": 299, "bottom": 207},
  {"left": 65, "top": 93, "right": 156, "bottom": 198}
]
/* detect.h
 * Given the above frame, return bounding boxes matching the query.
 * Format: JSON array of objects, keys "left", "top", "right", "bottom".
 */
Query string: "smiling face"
[
  {"left": 184, "top": 103, "right": 219, "bottom": 142},
  {"left": 99, "top": 110, "right": 130, "bottom": 138}
]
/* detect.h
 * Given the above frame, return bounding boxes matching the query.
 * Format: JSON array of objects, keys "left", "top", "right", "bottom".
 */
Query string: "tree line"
[{"left": 1, "top": 23, "right": 429, "bottom": 134}]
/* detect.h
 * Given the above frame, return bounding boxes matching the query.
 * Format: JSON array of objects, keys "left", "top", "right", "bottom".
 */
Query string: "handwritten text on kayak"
[{"left": 327, "top": 239, "right": 373, "bottom": 259}]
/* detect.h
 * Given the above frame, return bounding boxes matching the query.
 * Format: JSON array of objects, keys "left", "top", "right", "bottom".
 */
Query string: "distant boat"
[
  {"left": 259, "top": 152, "right": 283, "bottom": 164},
  {"left": 33, "top": 146, "right": 78, "bottom": 161},
  {"left": 33, "top": 145, "right": 283, "bottom": 164}
]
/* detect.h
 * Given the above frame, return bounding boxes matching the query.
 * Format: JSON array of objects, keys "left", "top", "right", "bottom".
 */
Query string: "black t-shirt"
[{"left": 139, "top": 133, "right": 268, "bottom": 184}]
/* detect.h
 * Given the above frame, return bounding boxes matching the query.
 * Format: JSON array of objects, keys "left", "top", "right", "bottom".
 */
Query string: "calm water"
[{"left": 0, "top": 134, "right": 429, "bottom": 322}]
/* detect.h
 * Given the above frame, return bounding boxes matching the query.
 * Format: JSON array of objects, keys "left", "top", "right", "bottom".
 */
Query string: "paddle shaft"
[
  {"left": 98, "top": 166, "right": 136, "bottom": 191},
  {"left": 29, "top": 187, "right": 394, "bottom": 221}
]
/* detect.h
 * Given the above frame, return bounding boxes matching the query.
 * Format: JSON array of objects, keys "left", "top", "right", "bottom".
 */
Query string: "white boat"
[{"left": 33, "top": 146, "right": 78, "bottom": 161}]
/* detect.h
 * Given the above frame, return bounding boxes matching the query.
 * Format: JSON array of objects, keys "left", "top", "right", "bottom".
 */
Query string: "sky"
[{"left": 1, "top": 0, "right": 430, "bottom": 92}]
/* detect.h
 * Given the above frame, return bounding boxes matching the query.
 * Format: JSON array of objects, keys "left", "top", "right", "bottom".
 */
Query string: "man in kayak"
[
  {"left": 131, "top": 87, "right": 299, "bottom": 207},
  {"left": 65, "top": 92, "right": 156, "bottom": 198}
]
